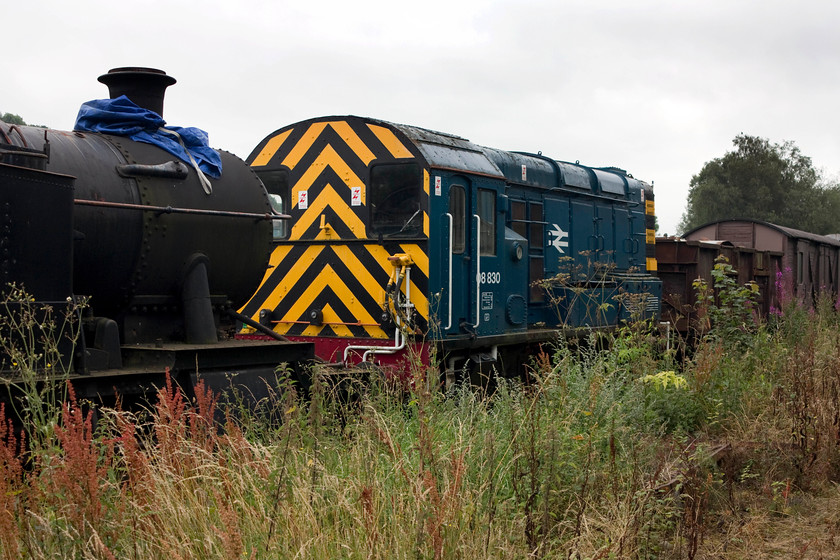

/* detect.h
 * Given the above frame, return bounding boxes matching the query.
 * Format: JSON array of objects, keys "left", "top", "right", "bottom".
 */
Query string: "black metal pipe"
[
  {"left": 74, "top": 198, "right": 289, "bottom": 221},
  {"left": 182, "top": 260, "right": 217, "bottom": 344},
  {"left": 98, "top": 67, "right": 176, "bottom": 117},
  {"left": 224, "top": 308, "right": 289, "bottom": 342}
]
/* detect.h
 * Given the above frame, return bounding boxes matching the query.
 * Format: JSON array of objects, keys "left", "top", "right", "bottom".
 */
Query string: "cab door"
[
  {"left": 442, "top": 177, "right": 471, "bottom": 336},
  {"left": 472, "top": 184, "right": 503, "bottom": 336},
  {"left": 441, "top": 175, "right": 503, "bottom": 337},
  {"left": 594, "top": 203, "right": 615, "bottom": 268},
  {"left": 614, "top": 205, "right": 632, "bottom": 271},
  {"left": 570, "top": 199, "right": 596, "bottom": 279}
]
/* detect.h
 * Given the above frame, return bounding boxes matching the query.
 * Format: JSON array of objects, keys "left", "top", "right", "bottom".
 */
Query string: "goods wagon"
[
  {"left": 684, "top": 219, "right": 840, "bottom": 304},
  {"left": 655, "top": 236, "right": 782, "bottom": 333},
  {"left": 657, "top": 219, "right": 840, "bottom": 336}
]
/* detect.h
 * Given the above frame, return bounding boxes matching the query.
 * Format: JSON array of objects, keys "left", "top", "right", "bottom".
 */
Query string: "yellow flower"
[{"left": 641, "top": 370, "right": 687, "bottom": 391}]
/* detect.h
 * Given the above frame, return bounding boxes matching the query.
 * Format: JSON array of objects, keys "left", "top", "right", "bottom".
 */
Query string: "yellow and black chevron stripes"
[
  {"left": 240, "top": 242, "right": 429, "bottom": 339},
  {"left": 290, "top": 183, "right": 367, "bottom": 239},
  {"left": 257, "top": 121, "right": 379, "bottom": 171},
  {"left": 423, "top": 169, "right": 430, "bottom": 237},
  {"left": 244, "top": 117, "right": 431, "bottom": 339},
  {"left": 250, "top": 129, "right": 293, "bottom": 167},
  {"left": 368, "top": 124, "right": 415, "bottom": 159},
  {"left": 645, "top": 194, "right": 657, "bottom": 272},
  {"left": 251, "top": 119, "right": 429, "bottom": 242}
]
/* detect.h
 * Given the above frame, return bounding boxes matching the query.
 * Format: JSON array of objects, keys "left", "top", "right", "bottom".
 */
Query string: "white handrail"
[
  {"left": 445, "top": 212, "right": 453, "bottom": 330},
  {"left": 343, "top": 326, "right": 405, "bottom": 364},
  {"left": 343, "top": 264, "right": 413, "bottom": 365},
  {"left": 474, "top": 214, "right": 481, "bottom": 328},
  {"left": 362, "top": 328, "right": 405, "bottom": 362}
]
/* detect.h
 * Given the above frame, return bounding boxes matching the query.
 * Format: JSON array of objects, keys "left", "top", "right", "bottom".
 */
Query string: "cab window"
[
  {"left": 369, "top": 163, "right": 423, "bottom": 238},
  {"left": 257, "top": 169, "right": 290, "bottom": 240},
  {"left": 510, "top": 199, "right": 527, "bottom": 238},
  {"left": 449, "top": 185, "right": 466, "bottom": 254},
  {"left": 478, "top": 188, "right": 496, "bottom": 256}
]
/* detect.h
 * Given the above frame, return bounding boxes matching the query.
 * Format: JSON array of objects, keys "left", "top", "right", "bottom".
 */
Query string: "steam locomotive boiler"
[{"left": 0, "top": 68, "right": 312, "bottom": 403}]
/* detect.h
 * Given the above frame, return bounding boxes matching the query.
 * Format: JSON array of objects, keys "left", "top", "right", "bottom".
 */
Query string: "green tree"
[
  {"left": 678, "top": 134, "right": 840, "bottom": 234},
  {"left": 0, "top": 113, "right": 26, "bottom": 125}
]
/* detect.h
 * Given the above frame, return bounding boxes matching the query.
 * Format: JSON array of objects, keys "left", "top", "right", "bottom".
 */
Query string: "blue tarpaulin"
[{"left": 74, "top": 95, "right": 222, "bottom": 178}]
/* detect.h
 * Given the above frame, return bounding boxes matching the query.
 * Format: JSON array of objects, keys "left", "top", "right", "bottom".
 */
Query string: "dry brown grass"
[
  {"left": 4, "top": 300, "right": 840, "bottom": 558},
  {"left": 701, "top": 483, "right": 840, "bottom": 559}
]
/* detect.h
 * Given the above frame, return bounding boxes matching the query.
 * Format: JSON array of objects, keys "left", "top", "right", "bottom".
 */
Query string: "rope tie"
[{"left": 157, "top": 128, "right": 213, "bottom": 195}]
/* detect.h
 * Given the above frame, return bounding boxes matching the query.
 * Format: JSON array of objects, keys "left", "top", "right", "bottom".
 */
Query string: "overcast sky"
[{"left": 4, "top": 0, "right": 839, "bottom": 234}]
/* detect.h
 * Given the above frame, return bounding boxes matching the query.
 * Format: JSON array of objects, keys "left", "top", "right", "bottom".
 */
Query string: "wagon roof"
[{"left": 684, "top": 218, "right": 840, "bottom": 247}]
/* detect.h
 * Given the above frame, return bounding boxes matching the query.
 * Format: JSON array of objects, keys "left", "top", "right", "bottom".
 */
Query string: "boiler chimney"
[{"left": 98, "top": 67, "right": 176, "bottom": 117}]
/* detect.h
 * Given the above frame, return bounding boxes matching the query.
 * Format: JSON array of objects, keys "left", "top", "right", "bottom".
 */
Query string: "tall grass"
[{"left": 2, "top": 287, "right": 840, "bottom": 557}]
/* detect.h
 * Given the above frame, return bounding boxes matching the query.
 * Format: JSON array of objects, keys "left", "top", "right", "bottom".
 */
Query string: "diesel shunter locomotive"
[{"left": 238, "top": 116, "right": 662, "bottom": 382}]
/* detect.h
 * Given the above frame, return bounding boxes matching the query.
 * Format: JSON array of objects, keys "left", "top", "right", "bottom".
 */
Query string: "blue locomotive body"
[
  {"left": 242, "top": 117, "right": 661, "bottom": 378},
  {"left": 424, "top": 137, "right": 661, "bottom": 340}
]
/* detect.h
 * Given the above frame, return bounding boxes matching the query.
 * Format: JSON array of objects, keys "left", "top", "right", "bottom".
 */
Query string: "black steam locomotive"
[{"left": 0, "top": 68, "right": 312, "bottom": 404}]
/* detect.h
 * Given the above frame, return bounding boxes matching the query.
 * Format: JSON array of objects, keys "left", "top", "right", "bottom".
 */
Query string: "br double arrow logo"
[{"left": 548, "top": 224, "right": 568, "bottom": 254}]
